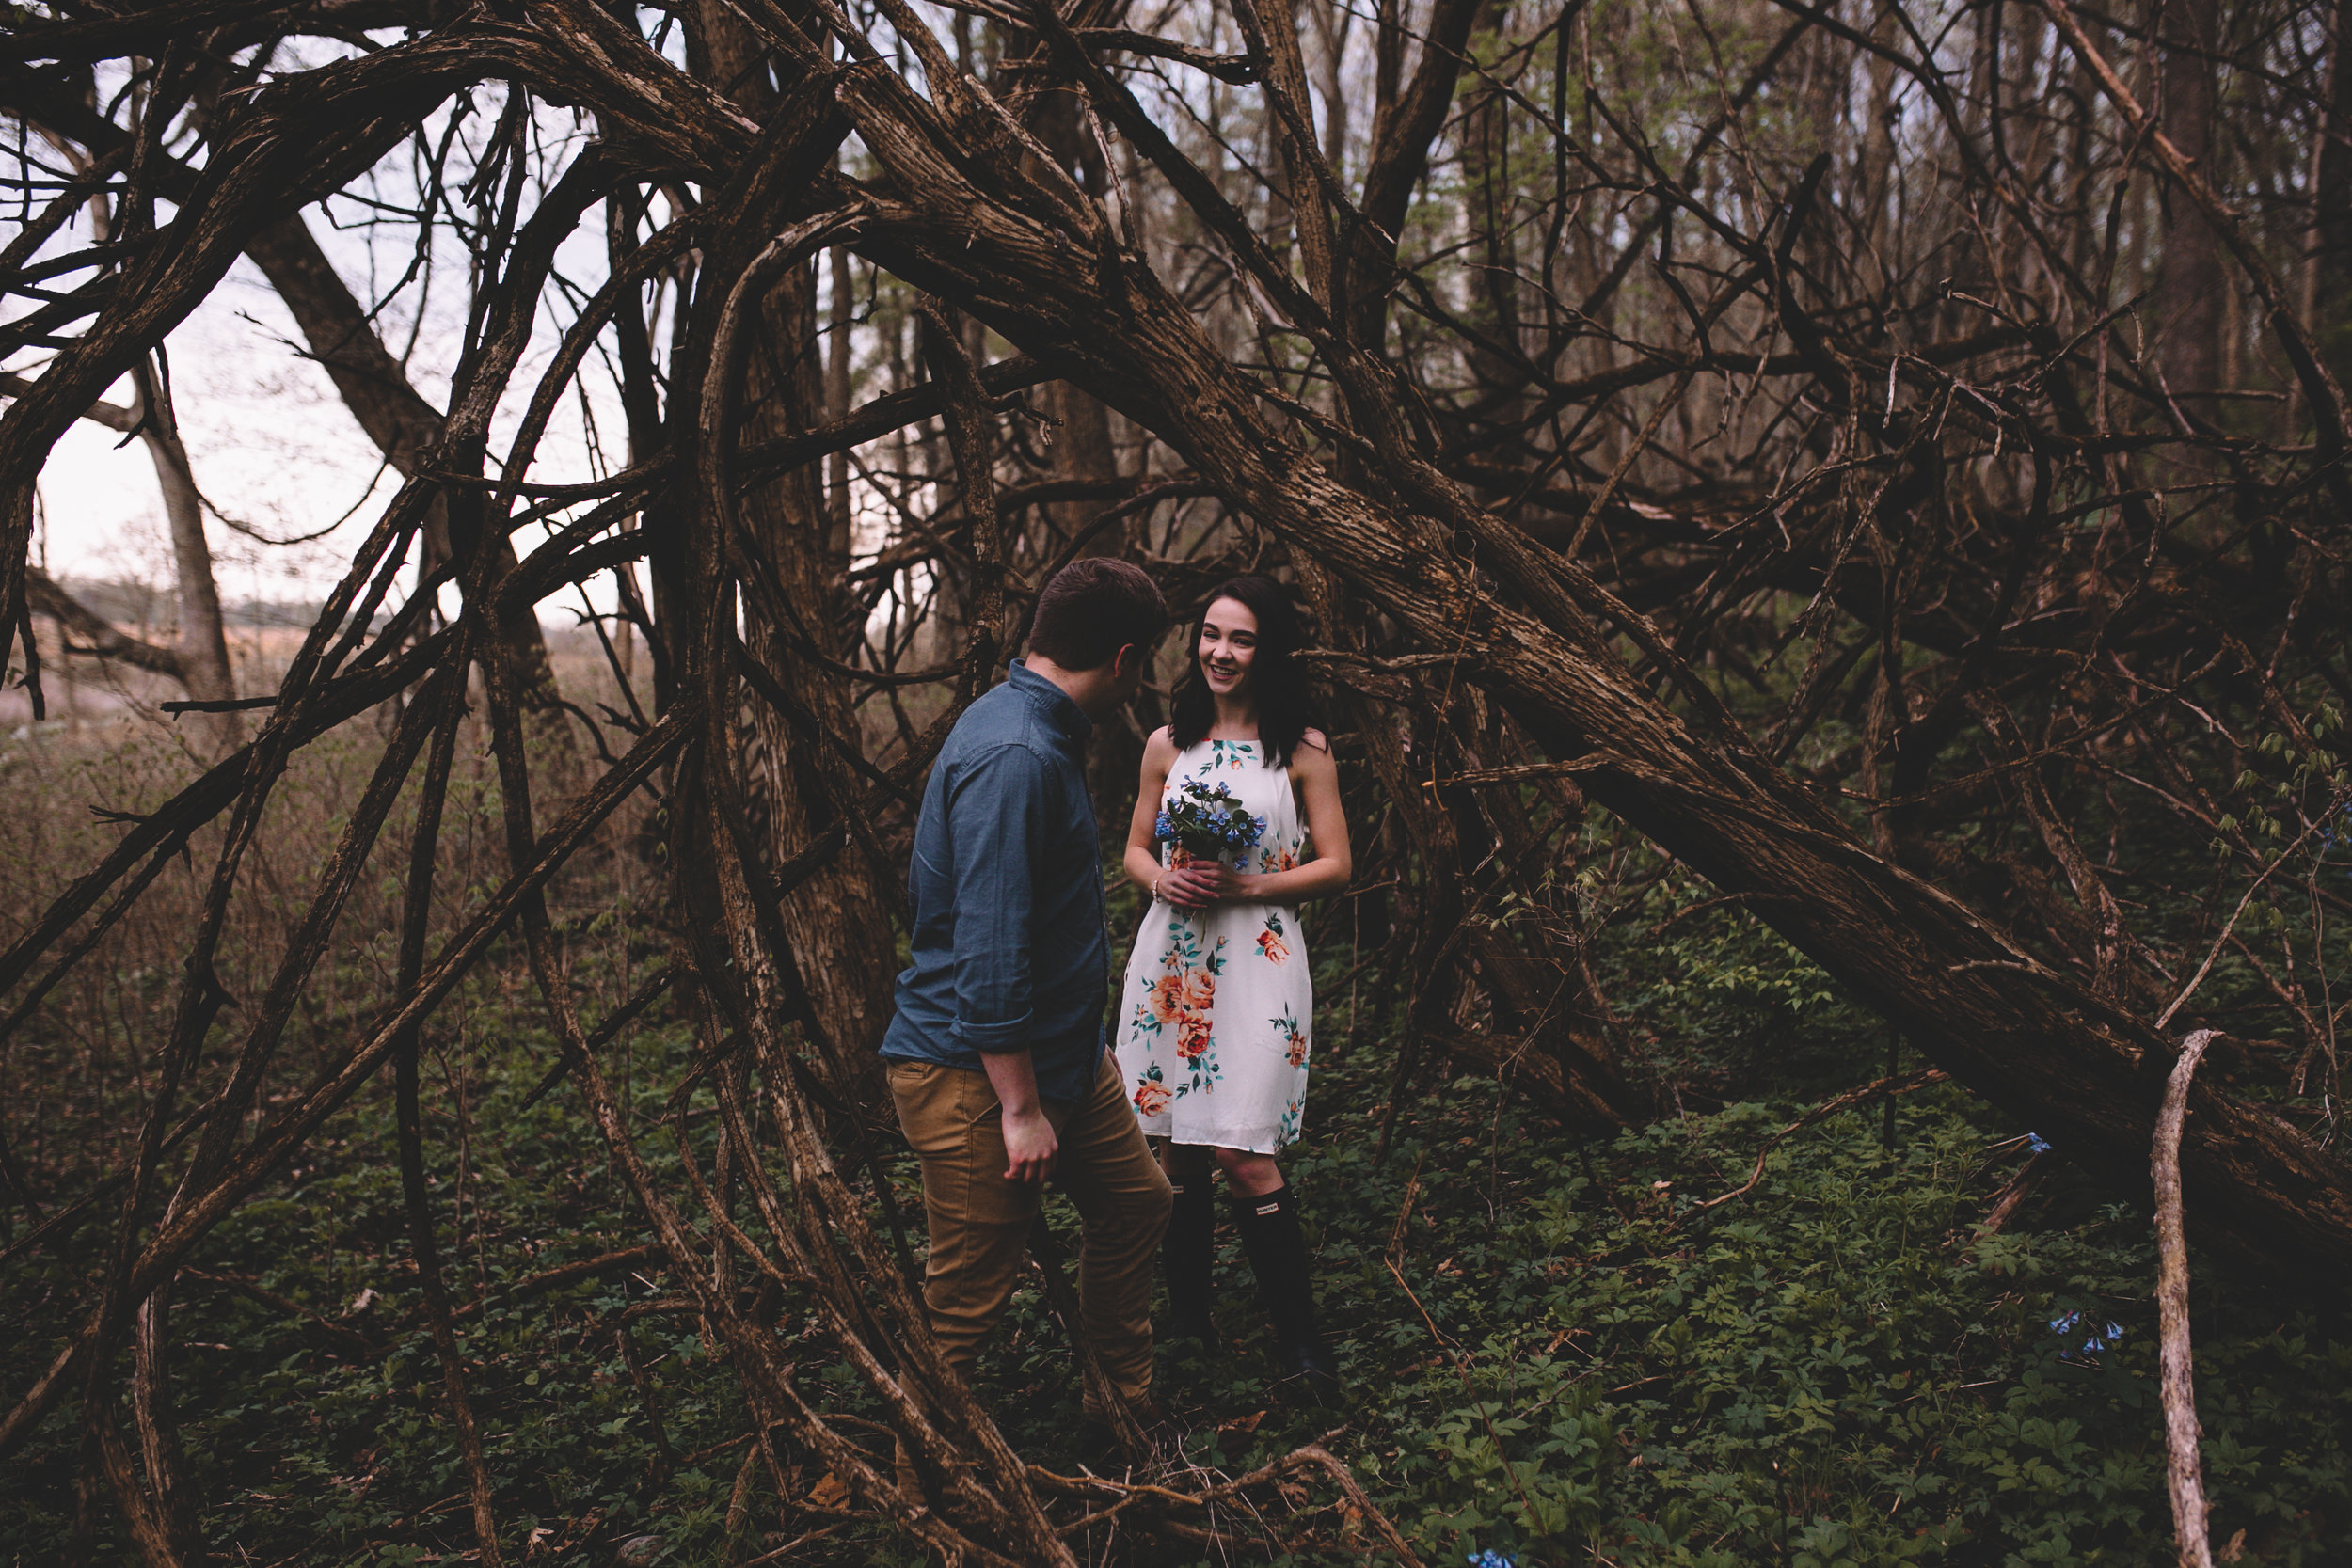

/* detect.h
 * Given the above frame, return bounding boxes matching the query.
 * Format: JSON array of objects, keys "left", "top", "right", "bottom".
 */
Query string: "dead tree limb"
[{"left": 2154, "top": 1030, "right": 2220, "bottom": 1568}]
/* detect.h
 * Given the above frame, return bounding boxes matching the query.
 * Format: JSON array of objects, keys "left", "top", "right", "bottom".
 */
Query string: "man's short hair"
[{"left": 1027, "top": 558, "right": 1168, "bottom": 671}]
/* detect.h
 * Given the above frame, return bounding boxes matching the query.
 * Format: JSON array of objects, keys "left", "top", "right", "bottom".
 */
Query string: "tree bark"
[
  {"left": 692, "top": 2, "right": 898, "bottom": 1109},
  {"left": 2314, "top": 0, "right": 2352, "bottom": 395},
  {"left": 133, "top": 364, "right": 240, "bottom": 755},
  {"left": 2154, "top": 1029, "right": 2217, "bottom": 1568},
  {"left": 23, "top": 564, "right": 185, "bottom": 681},
  {"left": 2153, "top": 0, "right": 2225, "bottom": 425}
]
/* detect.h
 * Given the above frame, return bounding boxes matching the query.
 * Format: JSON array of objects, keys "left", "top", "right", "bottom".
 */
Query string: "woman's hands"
[{"left": 1158, "top": 863, "right": 1245, "bottom": 908}]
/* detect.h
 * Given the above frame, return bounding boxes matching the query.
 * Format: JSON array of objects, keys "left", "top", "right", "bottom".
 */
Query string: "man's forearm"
[
  {"left": 981, "top": 1047, "right": 1057, "bottom": 1182},
  {"left": 980, "top": 1047, "right": 1042, "bottom": 1115}
]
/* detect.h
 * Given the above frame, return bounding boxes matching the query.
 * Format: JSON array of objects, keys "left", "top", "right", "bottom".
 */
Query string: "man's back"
[
  {"left": 878, "top": 560, "right": 1172, "bottom": 1431},
  {"left": 881, "top": 660, "right": 1110, "bottom": 1102}
]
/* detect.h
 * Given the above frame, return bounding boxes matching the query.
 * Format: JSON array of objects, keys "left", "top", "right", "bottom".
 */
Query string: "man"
[{"left": 882, "top": 557, "right": 1172, "bottom": 1433}]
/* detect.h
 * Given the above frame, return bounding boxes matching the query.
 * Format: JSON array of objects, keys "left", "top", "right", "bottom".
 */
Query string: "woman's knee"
[{"left": 1213, "top": 1147, "right": 1282, "bottom": 1194}]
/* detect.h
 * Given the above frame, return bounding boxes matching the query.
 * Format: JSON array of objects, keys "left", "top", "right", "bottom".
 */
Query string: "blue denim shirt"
[{"left": 880, "top": 660, "right": 1110, "bottom": 1102}]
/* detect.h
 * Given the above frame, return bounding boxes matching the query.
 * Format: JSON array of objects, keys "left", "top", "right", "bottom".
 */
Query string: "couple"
[{"left": 879, "top": 559, "right": 1353, "bottom": 1432}]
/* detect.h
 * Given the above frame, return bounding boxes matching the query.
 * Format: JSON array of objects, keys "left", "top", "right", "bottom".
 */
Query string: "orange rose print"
[
  {"left": 1134, "top": 1079, "right": 1171, "bottom": 1116},
  {"left": 1147, "top": 975, "right": 1184, "bottom": 1023}
]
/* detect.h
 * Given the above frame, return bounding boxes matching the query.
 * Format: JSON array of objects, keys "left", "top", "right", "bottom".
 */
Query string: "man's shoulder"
[
  {"left": 939, "top": 716, "right": 1057, "bottom": 793},
  {"left": 943, "top": 682, "right": 1057, "bottom": 761}
]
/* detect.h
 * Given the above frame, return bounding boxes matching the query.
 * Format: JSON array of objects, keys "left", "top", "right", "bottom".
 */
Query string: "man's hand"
[{"left": 1001, "top": 1105, "right": 1059, "bottom": 1182}]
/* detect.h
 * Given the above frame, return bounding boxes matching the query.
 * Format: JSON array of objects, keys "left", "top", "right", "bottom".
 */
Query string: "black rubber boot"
[
  {"left": 1229, "top": 1184, "right": 1340, "bottom": 1395},
  {"left": 1162, "top": 1175, "right": 1219, "bottom": 1352}
]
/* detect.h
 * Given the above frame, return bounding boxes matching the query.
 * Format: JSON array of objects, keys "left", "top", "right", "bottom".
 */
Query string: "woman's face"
[{"left": 1197, "top": 596, "right": 1260, "bottom": 699}]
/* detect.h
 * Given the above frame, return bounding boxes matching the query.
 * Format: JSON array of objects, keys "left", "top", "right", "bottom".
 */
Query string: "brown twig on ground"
[
  {"left": 179, "top": 1268, "right": 377, "bottom": 1359},
  {"left": 1977, "top": 1149, "right": 2057, "bottom": 1238},
  {"left": 1031, "top": 1429, "right": 1424, "bottom": 1565},
  {"left": 442, "top": 1243, "right": 668, "bottom": 1323},
  {"left": 1687, "top": 1069, "right": 1952, "bottom": 1215}
]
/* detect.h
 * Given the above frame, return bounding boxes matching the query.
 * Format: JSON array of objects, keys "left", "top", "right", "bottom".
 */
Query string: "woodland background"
[{"left": 2, "top": 0, "right": 2351, "bottom": 1559}]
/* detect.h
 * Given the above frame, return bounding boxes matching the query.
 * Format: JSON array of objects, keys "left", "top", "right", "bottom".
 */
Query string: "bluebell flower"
[
  {"left": 1467, "top": 1552, "right": 1516, "bottom": 1568},
  {"left": 2025, "top": 1133, "right": 2052, "bottom": 1154},
  {"left": 1160, "top": 779, "right": 1266, "bottom": 857},
  {"left": 2049, "top": 1310, "right": 2124, "bottom": 1354}
]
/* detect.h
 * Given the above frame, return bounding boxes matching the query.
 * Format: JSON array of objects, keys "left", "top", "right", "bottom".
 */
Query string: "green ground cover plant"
[{"left": 7, "top": 894, "right": 2346, "bottom": 1565}]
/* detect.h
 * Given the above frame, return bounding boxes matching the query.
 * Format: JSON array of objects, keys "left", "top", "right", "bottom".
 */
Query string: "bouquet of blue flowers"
[{"left": 1155, "top": 779, "right": 1267, "bottom": 864}]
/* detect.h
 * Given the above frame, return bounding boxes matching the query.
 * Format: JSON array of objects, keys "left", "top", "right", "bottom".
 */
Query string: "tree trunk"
[
  {"left": 694, "top": 2, "right": 898, "bottom": 1110},
  {"left": 1018, "top": 35, "right": 1145, "bottom": 804},
  {"left": 2314, "top": 0, "right": 2352, "bottom": 396},
  {"left": 826, "top": 239, "right": 855, "bottom": 564},
  {"left": 2154, "top": 0, "right": 2225, "bottom": 425},
  {"left": 134, "top": 364, "right": 239, "bottom": 755},
  {"left": 23, "top": 565, "right": 184, "bottom": 680}
]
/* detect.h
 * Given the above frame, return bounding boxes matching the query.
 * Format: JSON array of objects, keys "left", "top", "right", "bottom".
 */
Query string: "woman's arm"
[
  {"left": 1121, "top": 728, "right": 1175, "bottom": 895},
  {"left": 1234, "top": 731, "right": 1353, "bottom": 904},
  {"left": 1123, "top": 729, "right": 1224, "bottom": 909}
]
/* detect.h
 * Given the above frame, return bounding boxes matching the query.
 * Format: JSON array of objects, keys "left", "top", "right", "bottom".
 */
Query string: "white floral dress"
[{"left": 1120, "top": 737, "right": 1314, "bottom": 1153}]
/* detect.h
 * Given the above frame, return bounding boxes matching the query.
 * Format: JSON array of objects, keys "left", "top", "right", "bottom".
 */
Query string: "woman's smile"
[{"left": 1198, "top": 596, "right": 1260, "bottom": 691}]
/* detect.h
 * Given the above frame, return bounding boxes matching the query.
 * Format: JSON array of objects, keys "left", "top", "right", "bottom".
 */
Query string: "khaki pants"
[{"left": 887, "top": 1053, "right": 1171, "bottom": 1411}]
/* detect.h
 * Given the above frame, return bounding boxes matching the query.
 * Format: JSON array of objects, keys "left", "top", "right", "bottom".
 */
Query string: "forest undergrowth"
[
  {"left": 8, "top": 956, "right": 2349, "bottom": 1564},
  {"left": 3, "top": 726, "right": 2349, "bottom": 1566}
]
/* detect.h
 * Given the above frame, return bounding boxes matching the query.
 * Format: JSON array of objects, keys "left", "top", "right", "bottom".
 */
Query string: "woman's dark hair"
[{"left": 1168, "top": 576, "right": 1315, "bottom": 768}]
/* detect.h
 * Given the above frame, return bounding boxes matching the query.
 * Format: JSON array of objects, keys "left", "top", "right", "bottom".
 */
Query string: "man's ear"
[{"left": 1112, "top": 642, "right": 1141, "bottom": 679}]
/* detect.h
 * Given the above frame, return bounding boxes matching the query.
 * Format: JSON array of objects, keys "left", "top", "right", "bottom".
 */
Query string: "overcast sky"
[
  {"left": 15, "top": 72, "right": 631, "bottom": 625},
  {"left": 36, "top": 254, "right": 406, "bottom": 604}
]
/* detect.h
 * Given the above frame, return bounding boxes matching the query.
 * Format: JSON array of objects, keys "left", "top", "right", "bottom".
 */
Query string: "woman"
[{"left": 1116, "top": 576, "right": 1352, "bottom": 1386}]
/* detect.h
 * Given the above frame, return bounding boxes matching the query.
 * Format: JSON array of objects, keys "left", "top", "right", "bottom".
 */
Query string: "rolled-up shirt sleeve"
[{"left": 946, "top": 742, "right": 1048, "bottom": 1052}]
